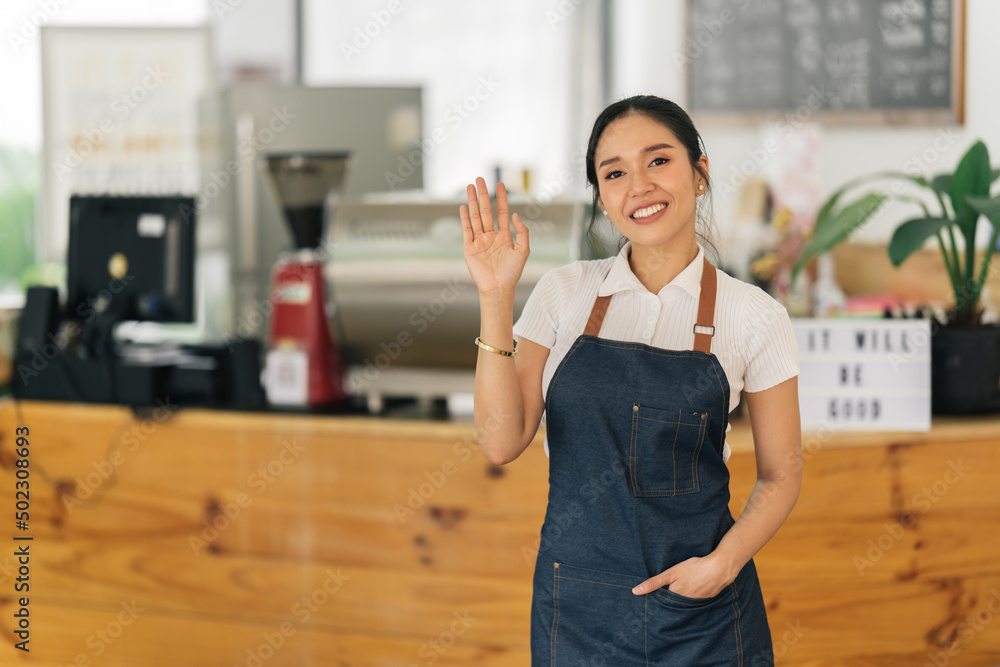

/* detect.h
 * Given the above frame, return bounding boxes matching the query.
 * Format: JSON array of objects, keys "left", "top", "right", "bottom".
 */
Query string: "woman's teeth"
[{"left": 631, "top": 203, "right": 666, "bottom": 219}]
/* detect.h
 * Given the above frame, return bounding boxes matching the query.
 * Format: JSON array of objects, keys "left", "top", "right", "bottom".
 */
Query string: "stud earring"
[
  {"left": 602, "top": 209, "right": 608, "bottom": 216},
  {"left": 698, "top": 184, "right": 704, "bottom": 190}
]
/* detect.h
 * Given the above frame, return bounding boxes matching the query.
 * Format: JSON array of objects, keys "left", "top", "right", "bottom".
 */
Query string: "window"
[{"left": 304, "top": 0, "right": 604, "bottom": 200}]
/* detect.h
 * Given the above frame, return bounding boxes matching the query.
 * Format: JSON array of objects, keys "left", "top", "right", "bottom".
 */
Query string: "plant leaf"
[
  {"left": 814, "top": 171, "right": 931, "bottom": 232},
  {"left": 951, "top": 144, "right": 990, "bottom": 305},
  {"left": 891, "top": 193, "right": 932, "bottom": 217},
  {"left": 950, "top": 141, "right": 990, "bottom": 223},
  {"left": 888, "top": 217, "right": 952, "bottom": 267},
  {"left": 966, "top": 194, "right": 1000, "bottom": 225},
  {"left": 793, "top": 193, "right": 888, "bottom": 282},
  {"left": 952, "top": 207, "right": 978, "bottom": 239},
  {"left": 932, "top": 173, "right": 951, "bottom": 194},
  {"left": 967, "top": 194, "right": 1000, "bottom": 307}
]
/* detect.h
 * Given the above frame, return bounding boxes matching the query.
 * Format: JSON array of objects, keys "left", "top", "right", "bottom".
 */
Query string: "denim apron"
[{"left": 529, "top": 256, "right": 774, "bottom": 666}]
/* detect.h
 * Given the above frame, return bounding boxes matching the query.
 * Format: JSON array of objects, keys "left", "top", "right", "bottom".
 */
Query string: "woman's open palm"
[{"left": 459, "top": 177, "right": 529, "bottom": 295}]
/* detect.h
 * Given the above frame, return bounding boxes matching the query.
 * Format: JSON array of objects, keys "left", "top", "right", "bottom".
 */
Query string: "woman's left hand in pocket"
[{"left": 631, "top": 554, "right": 733, "bottom": 598}]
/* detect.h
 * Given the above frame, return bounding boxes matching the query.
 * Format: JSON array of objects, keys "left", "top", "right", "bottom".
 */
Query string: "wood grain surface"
[{"left": 0, "top": 399, "right": 998, "bottom": 666}]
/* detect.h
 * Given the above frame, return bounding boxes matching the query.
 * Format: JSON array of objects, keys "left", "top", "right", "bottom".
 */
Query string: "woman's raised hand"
[{"left": 459, "top": 177, "right": 529, "bottom": 296}]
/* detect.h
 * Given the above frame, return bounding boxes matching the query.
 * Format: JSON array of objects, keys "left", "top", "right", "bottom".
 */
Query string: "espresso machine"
[{"left": 260, "top": 152, "right": 351, "bottom": 407}]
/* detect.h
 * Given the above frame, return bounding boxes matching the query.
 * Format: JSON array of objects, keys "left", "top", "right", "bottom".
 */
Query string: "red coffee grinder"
[{"left": 261, "top": 152, "right": 350, "bottom": 407}]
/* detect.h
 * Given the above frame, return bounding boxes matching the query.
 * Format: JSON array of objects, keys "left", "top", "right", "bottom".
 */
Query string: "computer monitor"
[{"left": 66, "top": 195, "right": 196, "bottom": 326}]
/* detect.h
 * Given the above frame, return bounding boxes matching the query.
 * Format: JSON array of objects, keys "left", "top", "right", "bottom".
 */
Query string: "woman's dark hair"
[{"left": 584, "top": 95, "right": 718, "bottom": 260}]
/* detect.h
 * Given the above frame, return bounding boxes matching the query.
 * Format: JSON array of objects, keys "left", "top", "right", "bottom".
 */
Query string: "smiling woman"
[
  {"left": 592, "top": 113, "right": 707, "bottom": 292},
  {"left": 586, "top": 97, "right": 716, "bottom": 293},
  {"left": 460, "top": 94, "right": 802, "bottom": 665}
]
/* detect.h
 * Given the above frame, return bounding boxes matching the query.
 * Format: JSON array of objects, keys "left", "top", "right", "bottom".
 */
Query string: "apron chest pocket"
[{"left": 629, "top": 403, "right": 708, "bottom": 497}]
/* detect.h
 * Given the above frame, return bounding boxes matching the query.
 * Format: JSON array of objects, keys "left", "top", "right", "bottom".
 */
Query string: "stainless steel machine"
[
  {"left": 199, "top": 83, "right": 424, "bottom": 346},
  {"left": 327, "top": 196, "right": 595, "bottom": 411},
  {"left": 201, "top": 83, "right": 601, "bottom": 412}
]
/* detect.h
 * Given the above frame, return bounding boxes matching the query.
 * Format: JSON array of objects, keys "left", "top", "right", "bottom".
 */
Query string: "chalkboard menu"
[{"left": 687, "top": 0, "right": 964, "bottom": 124}]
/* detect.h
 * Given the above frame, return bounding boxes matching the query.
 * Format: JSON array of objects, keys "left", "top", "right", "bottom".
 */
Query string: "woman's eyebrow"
[{"left": 598, "top": 143, "right": 676, "bottom": 169}]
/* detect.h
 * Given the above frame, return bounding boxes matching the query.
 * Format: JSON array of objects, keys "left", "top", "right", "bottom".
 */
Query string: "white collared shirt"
[{"left": 512, "top": 241, "right": 800, "bottom": 462}]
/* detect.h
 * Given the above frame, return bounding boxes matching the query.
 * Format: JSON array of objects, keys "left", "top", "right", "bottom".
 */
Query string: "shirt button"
[
  {"left": 641, "top": 331, "right": 652, "bottom": 339},
  {"left": 651, "top": 301, "right": 660, "bottom": 311},
  {"left": 647, "top": 315, "right": 656, "bottom": 324}
]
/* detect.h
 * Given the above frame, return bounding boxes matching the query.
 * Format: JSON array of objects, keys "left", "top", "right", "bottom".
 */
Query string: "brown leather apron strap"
[
  {"left": 583, "top": 295, "right": 611, "bottom": 336},
  {"left": 581, "top": 253, "right": 718, "bottom": 352},
  {"left": 693, "top": 255, "right": 717, "bottom": 354}
]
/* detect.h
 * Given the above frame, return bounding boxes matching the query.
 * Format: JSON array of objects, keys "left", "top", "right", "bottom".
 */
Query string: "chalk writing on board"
[{"left": 688, "top": 0, "right": 957, "bottom": 116}]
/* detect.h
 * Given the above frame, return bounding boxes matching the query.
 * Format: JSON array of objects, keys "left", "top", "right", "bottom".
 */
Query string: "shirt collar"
[{"left": 597, "top": 240, "right": 704, "bottom": 299}]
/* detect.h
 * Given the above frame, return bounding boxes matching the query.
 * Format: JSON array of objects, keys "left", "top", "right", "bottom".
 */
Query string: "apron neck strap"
[
  {"left": 582, "top": 253, "right": 718, "bottom": 354},
  {"left": 692, "top": 255, "right": 717, "bottom": 354}
]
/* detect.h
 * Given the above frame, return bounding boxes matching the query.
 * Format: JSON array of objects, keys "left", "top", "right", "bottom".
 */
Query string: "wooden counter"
[{"left": 0, "top": 398, "right": 998, "bottom": 666}]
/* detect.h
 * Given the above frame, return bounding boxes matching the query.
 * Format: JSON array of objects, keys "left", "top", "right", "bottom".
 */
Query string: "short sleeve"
[
  {"left": 512, "top": 266, "right": 563, "bottom": 349},
  {"left": 740, "top": 286, "right": 800, "bottom": 393}
]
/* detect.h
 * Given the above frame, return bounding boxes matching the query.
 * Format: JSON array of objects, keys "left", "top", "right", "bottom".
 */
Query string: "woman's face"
[{"left": 594, "top": 112, "right": 707, "bottom": 251}]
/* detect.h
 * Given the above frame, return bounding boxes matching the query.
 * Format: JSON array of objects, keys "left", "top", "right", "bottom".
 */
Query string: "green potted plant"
[{"left": 792, "top": 140, "right": 1000, "bottom": 414}]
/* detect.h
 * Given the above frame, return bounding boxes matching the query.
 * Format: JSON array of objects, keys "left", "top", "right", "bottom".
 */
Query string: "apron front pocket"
[
  {"left": 646, "top": 581, "right": 743, "bottom": 665},
  {"left": 551, "top": 561, "right": 649, "bottom": 666},
  {"left": 629, "top": 402, "right": 708, "bottom": 497}
]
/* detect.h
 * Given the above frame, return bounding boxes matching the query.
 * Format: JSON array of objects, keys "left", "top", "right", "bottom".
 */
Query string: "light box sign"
[{"left": 792, "top": 319, "right": 931, "bottom": 431}]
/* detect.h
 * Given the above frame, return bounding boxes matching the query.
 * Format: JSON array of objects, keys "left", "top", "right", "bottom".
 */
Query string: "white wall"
[
  {"left": 611, "top": 0, "right": 1000, "bottom": 245},
  {"left": 210, "top": 0, "right": 295, "bottom": 83},
  {"left": 3, "top": 0, "right": 994, "bottom": 235},
  {"left": 303, "top": 0, "right": 597, "bottom": 200},
  {"left": 0, "top": 0, "right": 207, "bottom": 150}
]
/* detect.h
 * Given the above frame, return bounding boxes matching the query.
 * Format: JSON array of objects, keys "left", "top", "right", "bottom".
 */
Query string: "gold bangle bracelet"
[{"left": 475, "top": 336, "right": 516, "bottom": 357}]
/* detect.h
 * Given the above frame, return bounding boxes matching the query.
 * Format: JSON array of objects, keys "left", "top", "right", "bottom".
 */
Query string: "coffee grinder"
[{"left": 261, "top": 152, "right": 351, "bottom": 407}]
